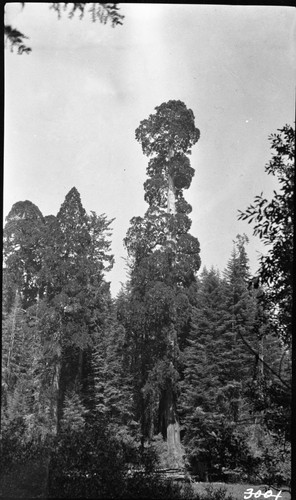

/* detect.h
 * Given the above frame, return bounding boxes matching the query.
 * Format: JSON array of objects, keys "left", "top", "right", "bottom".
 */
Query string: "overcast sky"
[{"left": 4, "top": 3, "right": 295, "bottom": 296}]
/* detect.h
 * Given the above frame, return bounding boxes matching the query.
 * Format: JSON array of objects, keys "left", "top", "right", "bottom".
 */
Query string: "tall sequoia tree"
[{"left": 122, "top": 100, "right": 200, "bottom": 466}]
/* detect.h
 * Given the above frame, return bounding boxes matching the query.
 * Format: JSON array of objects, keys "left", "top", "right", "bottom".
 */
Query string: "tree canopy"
[{"left": 135, "top": 100, "right": 200, "bottom": 159}]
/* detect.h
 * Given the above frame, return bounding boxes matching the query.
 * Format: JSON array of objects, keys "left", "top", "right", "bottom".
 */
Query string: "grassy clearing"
[{"left": 192, "top": 482, "right": 291, "bottom": 500}]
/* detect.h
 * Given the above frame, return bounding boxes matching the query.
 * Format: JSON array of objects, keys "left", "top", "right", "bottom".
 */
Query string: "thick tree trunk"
[
  {"left": 167, "top": 173, "right": 176, "bottom": 215},
  {"left": 159, "top": 153, "right": 184, "bottom": 467},
  {"left": 167, "top": 148, "right": 176, "bottom": 216},
  {"left": 159, "top": 385, "right": 184, "bottom": 468}
]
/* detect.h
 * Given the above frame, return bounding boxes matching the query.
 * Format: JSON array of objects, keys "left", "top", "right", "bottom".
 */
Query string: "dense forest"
[{"left": 1, "top": 102, "right": 293, "bottom": 499}]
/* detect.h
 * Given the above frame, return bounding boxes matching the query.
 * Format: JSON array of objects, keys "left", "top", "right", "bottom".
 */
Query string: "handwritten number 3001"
[{"left": 244, "top": 489, "right": 282, "bottom": 500}]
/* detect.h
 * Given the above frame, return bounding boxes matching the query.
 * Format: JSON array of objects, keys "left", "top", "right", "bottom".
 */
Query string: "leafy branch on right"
[{"left": 238, "top": 124, "right": 294, "bottom": 348}]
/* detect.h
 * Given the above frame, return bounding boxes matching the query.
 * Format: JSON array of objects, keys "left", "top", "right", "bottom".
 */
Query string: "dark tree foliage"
[
  {"left": 48, "top": 422, "right": 129, "bottom": 498},
  {"left": 237, "top": 127, "right": 293, "bottom": 485},
  {"left": 121, "top": 101, "right": 200, "bottom": 467},
  {"left": 51, "top": 2, "right": 124, "bottom": 26},
  {"left": 180, "top": 231, "right": 291, "bottom": 487},
  {"left": 47, "top": 421, "right": 190, "bottom": 499},
  {"left": 135, "top": 101, "right": 200, "bottom": 158},
  {"left": 179, "top": 239, "right": 261, "bottom": 482},
  {"left": 2, "top": 187, "right": 115, "bottom": 451},
  {"left": 2, "top": 122, "right": 293, "bottom": 493},
  {"left": 4, "top": 2, "right": 124, "bottom": 54},
  {"left": 4, "top": 24, "right": 32, "bottom": 54},
  {"left": 3, "top": 200, "right": 45, "bottom": 310},
  {"left": 92, "top": 310, "right": 135, "bottom": 434},
  {"left": 221, "top": 235, "right": 259, "bottom": 384},
  {"left": 238, "top": 124, "right": 294, "bottom": 346}
]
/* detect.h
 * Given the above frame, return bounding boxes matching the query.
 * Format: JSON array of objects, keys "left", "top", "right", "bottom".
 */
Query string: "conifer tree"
[
  {"left": 44, "top": 187, "right": 114, "bottom": 432},
  {"left": 220, "top": 234, "right": 258, "bottom": 384},
  {"left": 122, "top": 100, "right": 200, "bottom": 466},
  {"left": 3, "top": 200, "right": 45, "bottom": 310},
  {"left": 2, "top": 188, "right": 114, "bottom": 438},
  {"left": 92, "top": 312, "right": 135, "bottom": 439},
  {"left": 180, "top": 235, "right": 290, "bottom": 482},
  {"left": 2, "top": 296, "right": 54, "bottom": 443},
  {"left": 180, "top": 237, "right": 264, "bottom": 479},
  {"left": 180, "top": 267, "right": 237, "bottom": 479}
]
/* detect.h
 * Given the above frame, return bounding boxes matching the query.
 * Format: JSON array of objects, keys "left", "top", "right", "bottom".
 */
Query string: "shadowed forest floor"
[
  {"left": 0, "top": 459, "right": 49, "bottom": 498},
  {"left": 0, "top": 460, "right": 291, "bottom": 500}
]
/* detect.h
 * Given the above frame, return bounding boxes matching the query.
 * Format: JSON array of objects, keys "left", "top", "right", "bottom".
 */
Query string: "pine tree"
[
  {"left": 92, "top": 312, "right": 136, "bottom": 441},
  {"left": 180, "top": 237, "right": 267, "bottom": 480},
  {"left": 60, "top": 391, "right": 89, "bottom": 432},
  {"left": 180, "top": 267, "right": 235, "bottom": 479},
  {"left": 220, "top": 234, "right": 258, "bottom": 385}
]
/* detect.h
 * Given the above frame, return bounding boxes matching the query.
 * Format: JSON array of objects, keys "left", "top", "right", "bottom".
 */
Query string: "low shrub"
[{"left": 202, "top": 484, "right": 235, "bottom": 500}]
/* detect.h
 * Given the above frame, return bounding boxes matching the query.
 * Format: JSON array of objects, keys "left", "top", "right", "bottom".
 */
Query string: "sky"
[{"left": 4, "top": 3, "right": 296, "bottom": 297}]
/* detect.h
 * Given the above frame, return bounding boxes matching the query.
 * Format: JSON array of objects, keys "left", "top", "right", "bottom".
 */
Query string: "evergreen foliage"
[
  {"left": 121, "top": 101, "right": 201, "bottom": 468},
  {"left": 179, "top": 235, "right": 291, "bottom": 486},
  {"left": 92, "top": 311, "right": 135, "bottom": 431},
  {"left": 1, "top": 124, "right": 292, "bottom": 496},
  {"left": 2, "top": 187, "right": 115, "bottom": 495},
  {"left": 3, "top": 200, "right": 45, "bottom": 310},
  {"left": 238, "top": 124, "right": 294, "bottom": 346}
]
